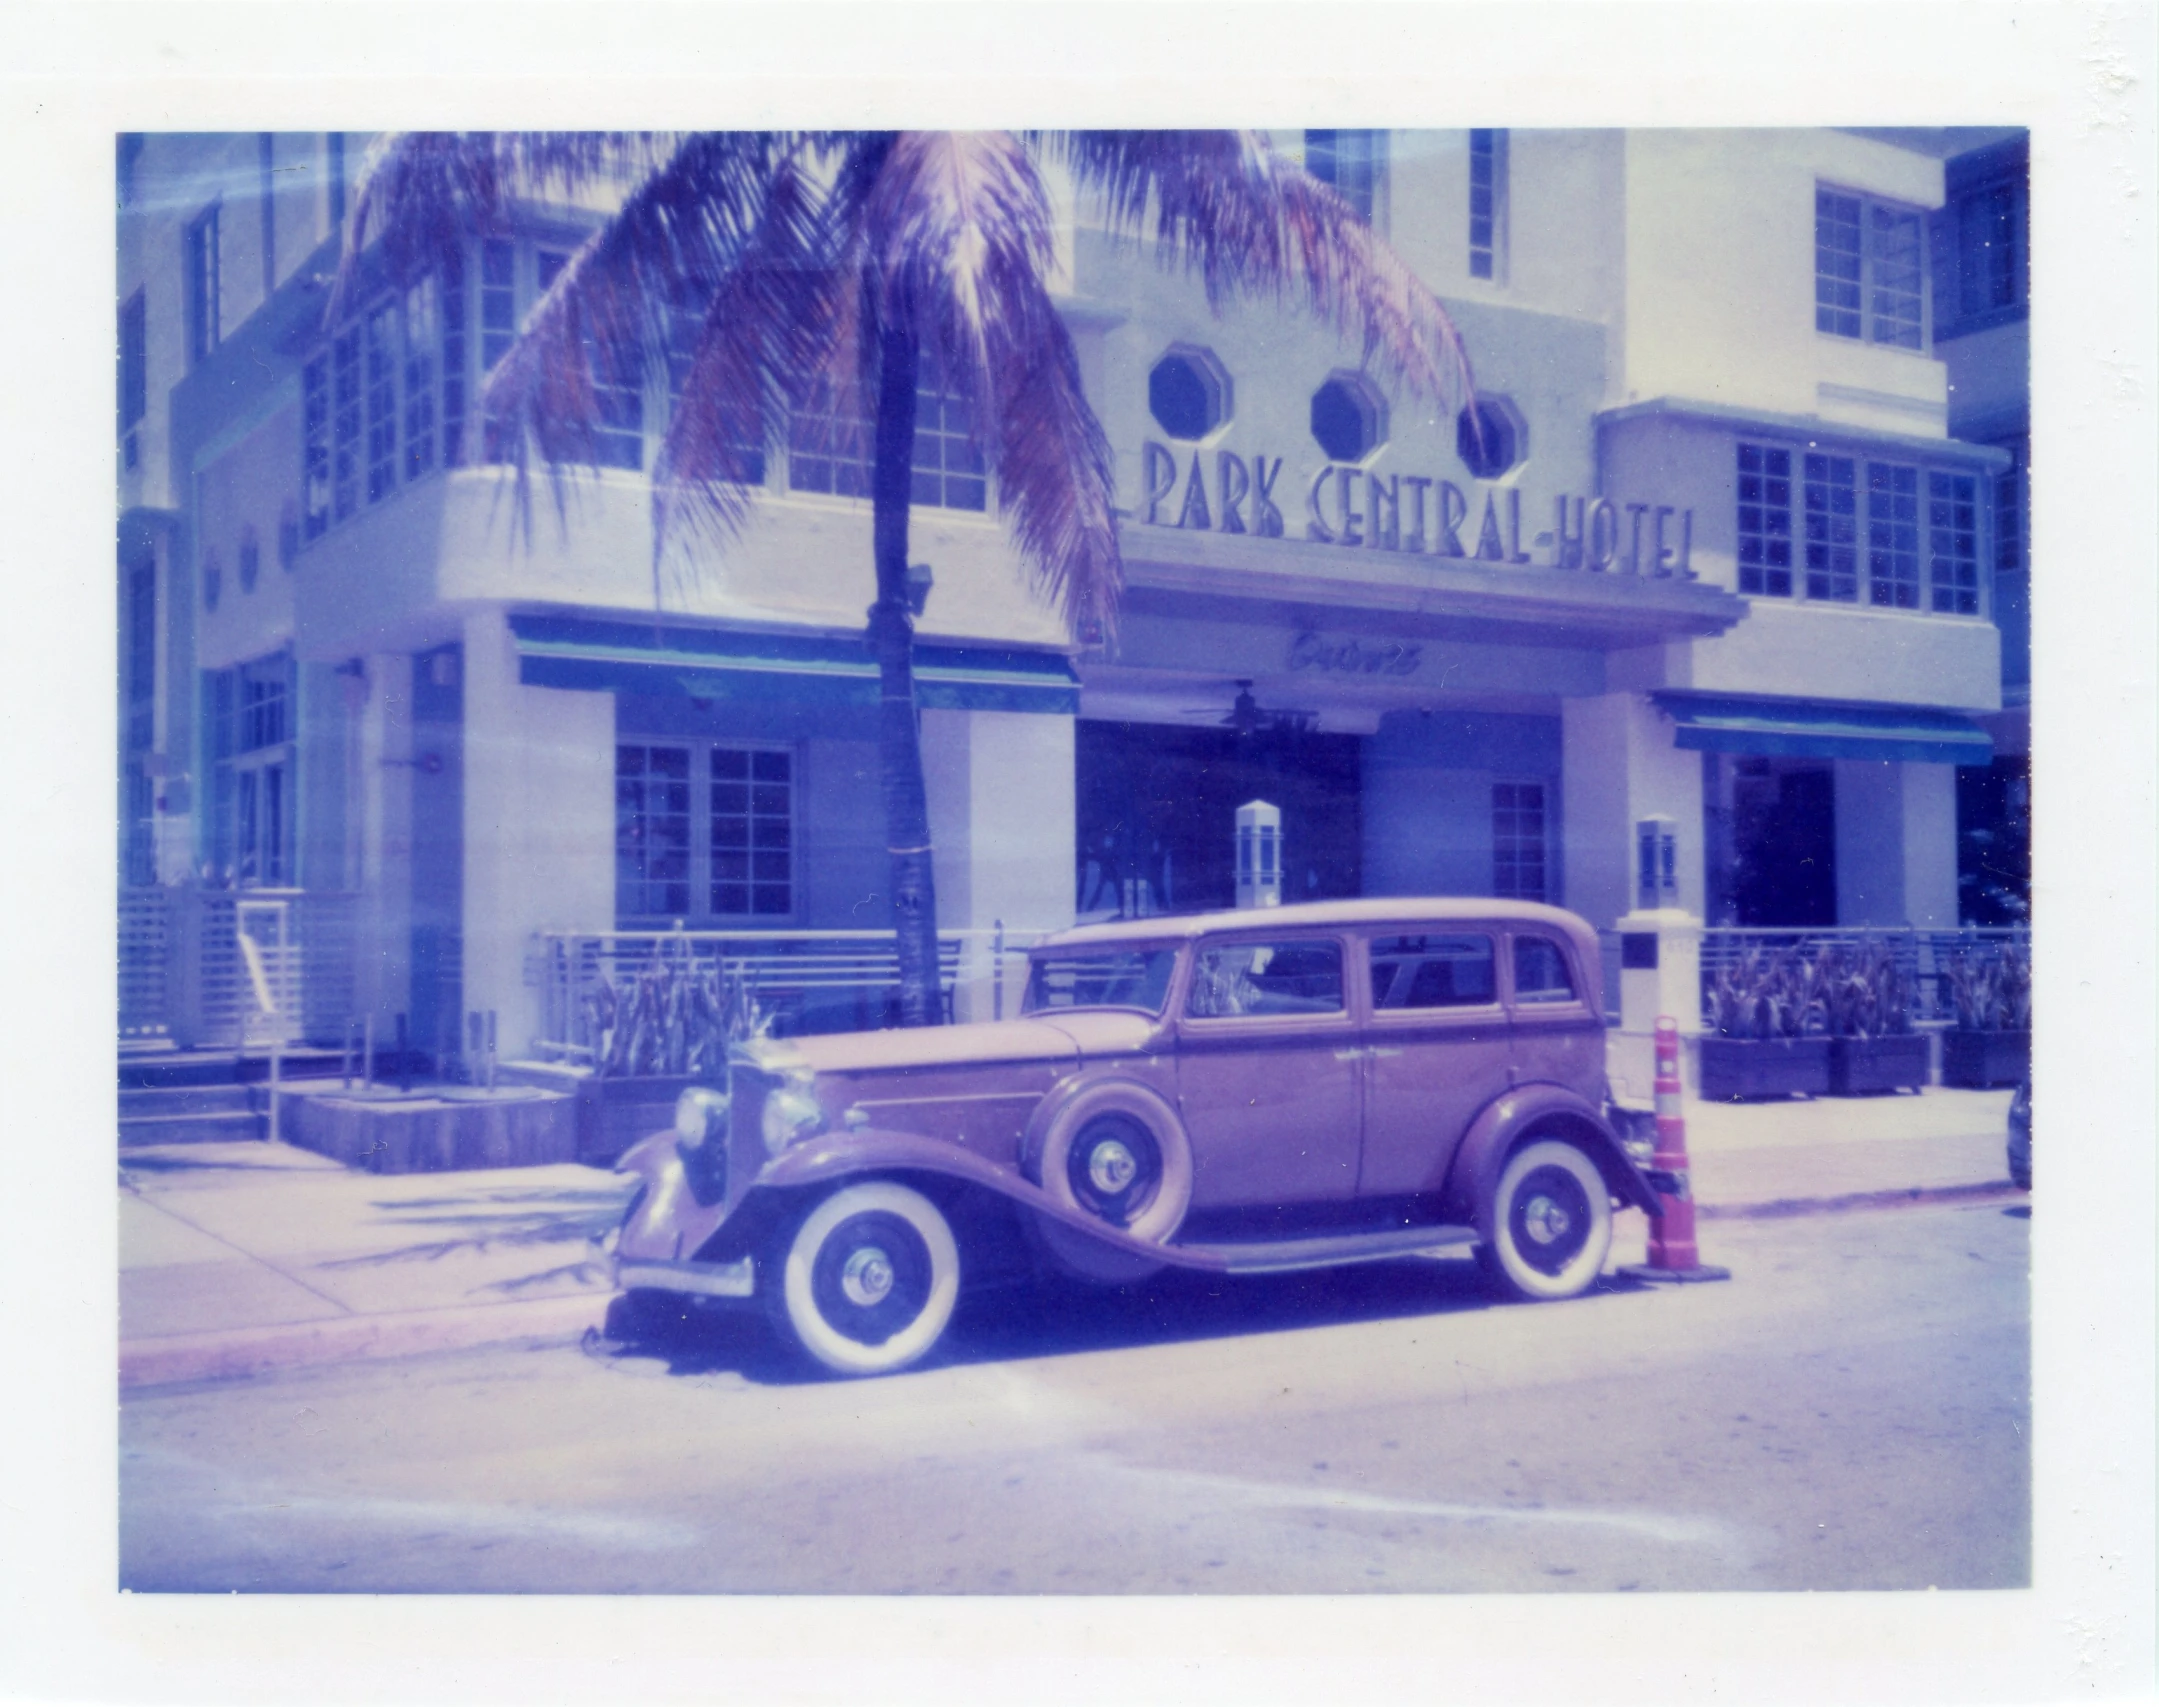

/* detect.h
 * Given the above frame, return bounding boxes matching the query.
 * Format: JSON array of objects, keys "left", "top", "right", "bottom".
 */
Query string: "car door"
[
  {"left": 1353, "top": 928, "right": 1514, "bottom": 1200},
  {"left": 1173, "top": 932, "right": 1362, "bottom": 1210},
  {"left": 1506, "top": 928, "right": 1602, "bottom": 1088}
]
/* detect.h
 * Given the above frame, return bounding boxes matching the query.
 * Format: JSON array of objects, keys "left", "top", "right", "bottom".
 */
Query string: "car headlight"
[
  {"left": 762, "top": 1084, "right": 826, "bottom": 1157},
  {"left": 674, "top": 1086, "right": 728, "bottom": 1147}
]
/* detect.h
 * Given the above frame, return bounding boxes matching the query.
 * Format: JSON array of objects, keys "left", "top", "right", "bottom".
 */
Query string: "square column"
[
  {"left": 1561, "top": 692, "right": 1705, "bottom": 928},
  {"left": 352, "top": 651, "right": 414, "bottom": 1025},
  {"left": 460, "top": 608, "right": 616, "bottom": 1057},
  {"left": 1834, "top": 757, "right": 1960, "bottom": 928},
  {"left": 922, "top": 709, "right": 1076, "bottom": 1023}
]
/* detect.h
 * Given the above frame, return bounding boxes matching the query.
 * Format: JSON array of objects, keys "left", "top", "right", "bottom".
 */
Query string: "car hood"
[{"left": 743, "top": 1010, "right": 1161, "bottom": 1077}]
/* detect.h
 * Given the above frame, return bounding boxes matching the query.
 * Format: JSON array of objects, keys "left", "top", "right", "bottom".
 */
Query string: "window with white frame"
[
  {"left": 537, "top": 245, "right": 645, "bottom": 471},
  {"left": 1815, "top": 186, "right": 1925, "bottom": 349},
  {"left": 1492, "top": 780, "right": 1548, "bottom": 902},
  {"left": 667, "top": 278, "right": 766, "bottom": 484},
  {"left": 119, "top": 290, "right": 146, "bottom": 468},
  {"left": 1468, "top": 129, "right": 1508, "bottom": 280},
  {"left": 616, "top": 741, "right": 796, "bottom": 923},
  {"left": 1927, "top": 470, "right": 1980, "bottom": 615},
  {"left": 207, "top": 652, "right": 295, "bottom": 887},
  {"left": 1865, "top": 462, "right": 1921, "bottom": 609},
  {"left": 1736, "top": 443, "right": 1794, "bottom": 598},
  {"left": 185, "top": 203, "right": 221, "bottom": 366},
  {"left": 1802, "top": 452, "right": 1859, "bottom": 602},
  {"left": 1305, "top": 130, "right": 1384, "bottom": 224},
  {"left": 787, "top": 350, "right": 986, "bottom": 510}
]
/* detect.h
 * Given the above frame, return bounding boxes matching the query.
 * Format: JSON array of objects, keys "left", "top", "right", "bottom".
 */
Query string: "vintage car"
[{"left": 610, "top": 897, "right": 1663, "bottom": 1376}]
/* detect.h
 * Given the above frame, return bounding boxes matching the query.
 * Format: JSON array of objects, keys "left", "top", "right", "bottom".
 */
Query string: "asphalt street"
[{"left": 119, "top": 1198, "right": 2028, "bottom": 1595}]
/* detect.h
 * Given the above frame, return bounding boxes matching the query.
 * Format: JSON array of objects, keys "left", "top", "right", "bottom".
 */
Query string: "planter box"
[
  {"left": 1697, "top": 1036, "right": 1833, "bottom": 1101},
  {"left": 1827, "top": 1034, "right": 1931, "bottom": 1096},
  {"left": 285, "top": 1087, "right": 577, "bottom": 1174},
  {"left": 1941, "top": 1029, "right": 2029, "bottom": 1089},
  {"left": 498, "top": 1062, "right": 694, "bottom": 1165}
]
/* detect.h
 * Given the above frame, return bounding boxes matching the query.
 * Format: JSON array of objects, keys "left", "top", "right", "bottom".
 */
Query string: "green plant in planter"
[
  {"left": 1947, "top": 941, "right": 2032, "bottom": 1032},
  {"left": 1708, "top": 947, "right": 1829, "bottom": 1040},
  {"left": 1818, "top": 942, "right": 1914, "bottom": 1039},
  {"left": 582, "top": 953, "right": 768, "bottom": 1079}
]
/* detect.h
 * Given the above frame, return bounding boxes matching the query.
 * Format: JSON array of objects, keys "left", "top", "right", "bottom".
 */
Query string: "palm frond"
[
  {"left": 1055, "top": 130, "right": 1476, "bottom": 418},
  {"left": 863, "top": 132, "right": 1121, "bottom": 633}
]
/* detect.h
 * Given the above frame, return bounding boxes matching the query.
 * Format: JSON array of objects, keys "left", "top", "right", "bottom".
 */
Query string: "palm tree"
[{"left": 338, "top": 130, "right": 1475, "bottom": 1026}]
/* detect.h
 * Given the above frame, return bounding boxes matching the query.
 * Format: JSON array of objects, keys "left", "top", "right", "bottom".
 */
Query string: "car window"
[
  {"left": 1022, "top": 947, "right": 1180, "bottom": 1016},
  {"left": 1513, "top": 936, "right": 1579, "bottom": 1004},
  {"left": 1187, "top": 939, "right": 1344, "bottom": 1019},
  {"left": 1369, "top": 934, "right": 1496, "bottom": 1009}
]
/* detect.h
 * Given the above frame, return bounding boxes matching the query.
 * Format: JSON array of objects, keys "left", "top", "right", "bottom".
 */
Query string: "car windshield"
[{"left": 1021, "top": 946, "right": 1181, "bottom": 1016}]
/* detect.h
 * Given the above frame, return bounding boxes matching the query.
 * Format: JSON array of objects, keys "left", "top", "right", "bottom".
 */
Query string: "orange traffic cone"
[{"left": 1618, "top": 1015, "right": 1732, "bottom": 1284}]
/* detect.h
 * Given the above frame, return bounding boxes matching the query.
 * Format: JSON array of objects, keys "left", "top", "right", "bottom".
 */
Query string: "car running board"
[{"left": 1174, "top": 1224, "right": 1482, "bottom": 1275}]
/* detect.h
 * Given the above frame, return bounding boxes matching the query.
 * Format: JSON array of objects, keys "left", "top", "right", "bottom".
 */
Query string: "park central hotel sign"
[{"left": 1140, "top": 439, "right": 1698, "bottom": 581}]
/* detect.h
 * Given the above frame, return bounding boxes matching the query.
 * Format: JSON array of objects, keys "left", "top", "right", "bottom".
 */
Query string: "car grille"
[{"left": 726, "top": 1063, "right": 781, "bottom": 1209}]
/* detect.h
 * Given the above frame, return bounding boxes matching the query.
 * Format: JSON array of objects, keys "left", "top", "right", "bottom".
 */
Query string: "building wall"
[{"left": 1363, "top": 710, "right": 1563, "bottom": 901}]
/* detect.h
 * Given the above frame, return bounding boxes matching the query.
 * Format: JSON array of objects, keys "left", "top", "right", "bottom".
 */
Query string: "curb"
[
  {"left": 120, "top": 1291, "right": 610, "bottom": 1392},
  {"left": 1699, "top": 1180, "right": 2024, "bottom": 1221}
]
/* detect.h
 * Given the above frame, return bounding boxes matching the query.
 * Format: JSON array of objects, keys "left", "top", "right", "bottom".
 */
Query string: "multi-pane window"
[
  {"left": 1927, "top": 471, "right": 1980, "bottom": 615},
  {"left": 119, "top": 290, "right": 146, "bottom": 467},
  {"left": 615, "top": 741, "right": 796, "bottom": 923},
  {"left": 788, "top": 356, "right": 987, "bottom": 510},
  {"left": 480, "top": 238, "right": 517, "bottom": 371},
  {"left": 401, "top": 280, "right": 438, "bottom": 483},
  {"left": 440, "top": 249, "right": 467, "bottom": 467},
  {"left": 331, "top": 326, "right": 362, "bottom": 521},
  {"left": 537, "top": 246, "right": 643, "bottom": 470},
  {"left": 1993, "top": 438, "right": 2025, "bottom": 577},
  {"left": 1305, "top": 130, "right": 1383, "bottom": 224},
  {"left": 1956, "top": 183, "right": 2023, "bottom": 319},
  {"left": 667, "top": 280, "right": 766, "bottom": 484},
  {"left": 1816, "top": 187, "right": 1926, "bottom": 348},
  {"left": 616, "top": 744, "right": 692, "bottom": 918},
  {"left": 1468, "top": 128, "right": 1507, "bottom": 280},
  {"left": 302, "top": 354, "right": 331, "bottom": 537},
  {"left": 1865, "top": 462, "right": 1921, "bottom": 609},
  {"left": 207, "top": 652, "right": 295, "bottom": 887},
  {"left": 1802, "top": 453, "right": 1859, "bottom": 602},
  {"left": 365, "top": 303, "right": 399, "bottom": 503},
  {"left": 710, "top": 748, "right": 793, "bottom": 917},
  {"left": 1736, "top": 443, "right": 1794, "bottom": 597},
  {"left": 185, "top": 204, "right": 221, "bottom": 365},
  {"left": 1492, "top": 781, "right": 1548, "bottom": 902}
]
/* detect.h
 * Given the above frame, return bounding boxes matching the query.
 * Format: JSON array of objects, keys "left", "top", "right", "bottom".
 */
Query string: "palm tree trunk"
[{"left": 868, "top": 320, "right": 943, "bottom": 1026}]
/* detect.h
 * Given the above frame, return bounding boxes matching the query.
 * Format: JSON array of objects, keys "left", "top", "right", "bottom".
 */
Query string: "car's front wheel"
[
  {"left": 1480, "top": 1137, "right": 1613, "bottom": 1302},
  {"left": 767, "top": 1181, "right": 961, "bottom": 1377}
]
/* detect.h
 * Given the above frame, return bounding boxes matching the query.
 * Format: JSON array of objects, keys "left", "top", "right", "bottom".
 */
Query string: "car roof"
[{"left": 1034, "top": 897, "right": 1596, "bottom": 949}]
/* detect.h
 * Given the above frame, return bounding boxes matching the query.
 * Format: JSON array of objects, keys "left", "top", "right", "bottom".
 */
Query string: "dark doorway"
[
  {"left": 1075, "top": 721, "right": 1362, "bottom": 918},
  {"left": 1956, "top": 756, "right": 2030, "bottom": 925},
  {"left": 1726, "top": 757, "right": 1836, "bottom": 926}
]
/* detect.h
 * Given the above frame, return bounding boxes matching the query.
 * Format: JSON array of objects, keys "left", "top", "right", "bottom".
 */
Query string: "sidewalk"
[{"left": 118, "top": 1085, "right": 2020, "bottom": 1391}]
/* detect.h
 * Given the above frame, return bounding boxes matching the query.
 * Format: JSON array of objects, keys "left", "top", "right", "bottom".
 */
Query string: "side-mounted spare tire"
[{"left": 1027, "top": 1081, "right": 1194, "bottom": 1284}]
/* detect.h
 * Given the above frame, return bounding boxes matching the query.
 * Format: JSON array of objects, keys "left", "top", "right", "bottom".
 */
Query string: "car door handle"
[
  {"left": 1366, "top": 1046, "right": 1404, "bottom": 1059},
  {"left": 1332, "top": 1047, "right": 1368, "bottom": 1062}
]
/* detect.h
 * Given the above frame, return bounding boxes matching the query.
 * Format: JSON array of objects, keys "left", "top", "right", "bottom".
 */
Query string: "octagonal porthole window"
[
  {"left": 1148, "top": 346, "right": 1232, "bottom": 441},
  {"left": 1456, "top": 396, "right": 1528, "bottom": 479},
  {"left": 1310, "top": 370, "right": 1388, "bottom": 463}
]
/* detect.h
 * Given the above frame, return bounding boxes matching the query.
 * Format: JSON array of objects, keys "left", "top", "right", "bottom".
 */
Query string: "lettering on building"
[{"left": 1141, "top": 439, "right": 1695, "bottom": 580}]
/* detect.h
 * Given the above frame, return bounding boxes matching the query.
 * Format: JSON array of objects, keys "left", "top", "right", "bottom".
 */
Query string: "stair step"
[
  {"left": 120, "top": 1085, "right": 260, "bottom": 1119},
  {"left": 120, "top": 1109, "right": 266, "bottom": 1146}
]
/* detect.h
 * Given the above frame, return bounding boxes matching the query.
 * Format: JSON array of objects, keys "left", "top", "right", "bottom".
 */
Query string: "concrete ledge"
[
  {"left": 120, "top": 1291, "right": 609, "bottom": 1391},
  {"left": 1700, "top": 1180, "right": 2024, "bottom": 1221},
  {"left": 284, "top": 1087, "right": 577, "bottom": 1173}
]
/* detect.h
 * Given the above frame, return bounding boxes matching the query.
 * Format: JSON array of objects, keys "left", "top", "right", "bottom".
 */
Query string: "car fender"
[
  {"left": 1433, "top": 1082, "right": 1661, "bottom": 1232},
  {"left": 704, "top": 1123, "right": 1221, "bottom": 1273},
  {"left": 1016, "top": 1070, "right": 1187, "bottom": 1191}
]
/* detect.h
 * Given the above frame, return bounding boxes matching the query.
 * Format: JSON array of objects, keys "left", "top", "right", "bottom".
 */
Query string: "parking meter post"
[{"left": 1617, "top": 1014, "right": 1732, "bottom": 1285}]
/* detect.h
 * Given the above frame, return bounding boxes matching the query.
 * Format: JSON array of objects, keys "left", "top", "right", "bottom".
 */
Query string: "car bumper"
[{"left": 613, "top": 1254, "right": 757, "bottom": 1300}]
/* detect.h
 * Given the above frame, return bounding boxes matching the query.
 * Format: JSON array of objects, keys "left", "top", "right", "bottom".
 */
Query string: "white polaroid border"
[{"left": 3, "top": 3, "right": 2152, "bottom": 1704}]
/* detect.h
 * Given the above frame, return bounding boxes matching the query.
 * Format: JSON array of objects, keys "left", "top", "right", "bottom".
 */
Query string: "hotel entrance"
[{"left": 1073, "top": 720, "right": 1362, "bottom": 921}]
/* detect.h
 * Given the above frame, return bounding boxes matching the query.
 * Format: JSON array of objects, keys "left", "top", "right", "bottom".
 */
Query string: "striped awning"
[
  {"left": 1653, "top": 690, "right": 1994, "bottom": 766},
  {"left": 510, "top": 614, "right": 1080, "bottom": 716}
]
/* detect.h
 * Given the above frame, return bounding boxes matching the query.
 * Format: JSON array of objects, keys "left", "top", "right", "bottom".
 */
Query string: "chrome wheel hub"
[
  {"left": 1087, "top": 1139, "right": 1139, "bottom": 1196},
  {"left": 1522, "top": 1194, "right": 1572, "bottom": 1246},
  {"left": 840, "top": 1245, "right": 896, "bottom": 1307}
]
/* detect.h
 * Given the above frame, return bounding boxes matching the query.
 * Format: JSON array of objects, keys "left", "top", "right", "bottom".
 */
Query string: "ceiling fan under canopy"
[{"left": 1184, "top": 680, "right": 1319, "bottom": 736}]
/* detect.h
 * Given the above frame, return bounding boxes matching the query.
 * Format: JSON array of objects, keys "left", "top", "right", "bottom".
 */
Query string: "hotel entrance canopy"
[
  {"left": 1653, "top": 691, "right": 1995, "bottom": 766},
  {"left": 510, "top": 613, "right": 1080, "bottom": 716}
]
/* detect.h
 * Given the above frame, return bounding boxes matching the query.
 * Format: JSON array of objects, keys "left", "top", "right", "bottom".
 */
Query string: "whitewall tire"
[
  {"left": 1482, "top": 1138, "right": 1613, "bottom": 1302},
  {"left": 768, "top": 1181, "right": 960, "bottom": 1377}
]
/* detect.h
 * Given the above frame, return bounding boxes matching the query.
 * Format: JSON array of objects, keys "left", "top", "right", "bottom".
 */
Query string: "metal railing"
[
  {"left": 117, "top": 887, "right": 359, "bottom": 1049},
  {"left": 533, "top": 924, "right": 1056, "bottom": 1063}
]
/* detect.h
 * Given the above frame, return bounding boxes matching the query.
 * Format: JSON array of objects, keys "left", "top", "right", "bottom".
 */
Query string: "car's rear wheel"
[
  {"left": 1029, "top": 1085, "right": 1193, "bottom": 1284},
  {"left": 766, "top": 1181, "right": 960, "bottom": 1377},
  {"left": 1479, "top": 1138, "right": 1613, "bottom": 1302}
]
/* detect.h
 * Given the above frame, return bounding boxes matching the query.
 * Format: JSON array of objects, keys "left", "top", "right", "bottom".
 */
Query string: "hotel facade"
[{"left": 115, "top": 128, "right": 2028, "bottom": 1060}]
